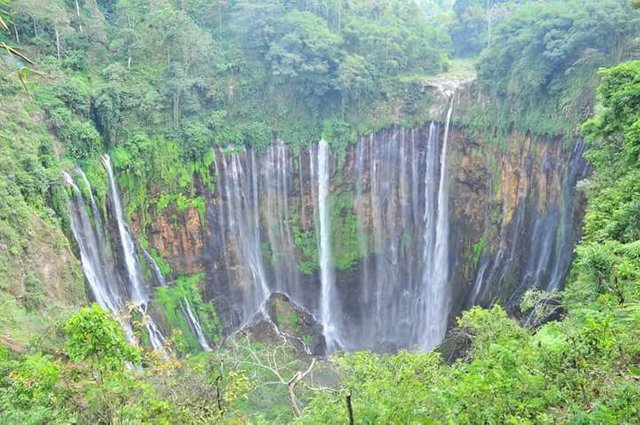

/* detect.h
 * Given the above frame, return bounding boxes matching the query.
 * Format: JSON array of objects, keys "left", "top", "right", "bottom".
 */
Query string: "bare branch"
[
  {"left": 288, "top": 358, "right": 316, "bottom": 417},
  {"left": 0, "top": 15, "right": 8, "bottom": 32}
]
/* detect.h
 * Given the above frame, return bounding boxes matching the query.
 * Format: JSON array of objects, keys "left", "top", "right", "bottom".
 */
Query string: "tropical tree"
[{"left": 64, "top": 304, "right": 141, "bottom": 373}]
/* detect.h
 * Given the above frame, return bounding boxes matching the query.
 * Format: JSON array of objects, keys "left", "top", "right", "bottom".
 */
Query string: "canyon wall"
[{"left": 137, "top": 93, "right": 589, "bottom": 352}]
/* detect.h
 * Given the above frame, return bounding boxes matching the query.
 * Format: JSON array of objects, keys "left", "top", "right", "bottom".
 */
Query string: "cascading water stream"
[
  {"left": 142, "top": 247, "right": 166, "bottom": 287},
  {"left": 467, "top": 138, "right": 589, "bottom": 307},
  {"left": 142, "top": 306, "right": 166, "bottom": 352},
  {"left": 424, "top": 97, "right": 454, "bottom": 350},
  {"left": 102, "top": 155, "right": 147, "bottom": 305},
  {"left": 182, "top": 297, "right": 212, "bottom": 351},
  {"left": 317, "top": 139, "right": 339, "bottom": 350},
  {"left": 261, "top": 141, "right": 302, "bottom": 300},
  {"left": 416, "top": 122, "right": 440, "bottom": 348},
  {"left": 64, "top": 163, "right": 185, "bottom": 352},
  {"left": 102, "top": 155, "right": 166, "bottom": 351},
  {"left": 210, "top": 121, "right": 458, "bottom": 352},
  {"left": 68, "top": 166, "right": 213, "bottom": 352},
  {"left": 64, "top": 171, "right": 135, "bottom": 343},
  {"left": 216, "top": 150, "right": 271, "bottom": 326},
  {"left": 200, "top": 97, "right": 585, "bottom": 353}
]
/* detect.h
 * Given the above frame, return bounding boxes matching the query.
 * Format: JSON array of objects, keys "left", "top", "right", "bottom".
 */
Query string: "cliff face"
[
  {"left": 0, "top": 214, "right": 85, "bottom": 347},
  {"left": 134, "top": 204, "right": 205, "bottom": 276},
  {"left": 447, "top": 129, "right": 588, "bottom": 315},
  {"left": 139, "top": 89, "right": 589, "bottom": 351}
]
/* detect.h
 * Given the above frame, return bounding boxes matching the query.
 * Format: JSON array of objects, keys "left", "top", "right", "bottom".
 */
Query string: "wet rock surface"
[{"left": 237, "top": 293, "right": 326, "bottom": 356}]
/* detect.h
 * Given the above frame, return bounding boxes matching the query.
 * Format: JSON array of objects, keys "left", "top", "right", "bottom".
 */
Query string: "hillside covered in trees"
[{"left": 1, "top": 0, "right": 640, "bottom": 423}]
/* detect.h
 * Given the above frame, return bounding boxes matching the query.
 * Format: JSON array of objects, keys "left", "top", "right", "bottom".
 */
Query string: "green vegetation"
[
  {"left": 471, "top": 237, "right": 485, "bottom": 269},
  {"left": 0, "top": 74, "right": 85, "bottom": 348},
  {"left": 471, "top": 0, "right": 640, "bottom": 139},
  {"left": 301, "top": 302, "right": 639, "bottom": 422},
  {"left": 0, "top": 0, "right": 456, "bottom": 259},
  {"left": 330, "top": 190, "right": 363, "bottom": 272},
  {"left": 1, "top": 305, "right": 251, "bottom": 423},
  {"left": 293, "top": 225, "right": 319, "bottom": 275},
  {"left": 7, "top": 0, "right": 452, "bottom": 164},
  {"left": 64, "top": 304, "right": 141, "bottom": 370},
  {"left": 154, "top": 274, "right": 221, "bottom": 354},
  {"left": 291, "top": 186, "right": 366, "bottom": 275}
]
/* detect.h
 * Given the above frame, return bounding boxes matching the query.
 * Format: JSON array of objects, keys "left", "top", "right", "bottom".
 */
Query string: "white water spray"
[
  {"left": 317, "top": 139, "right": 339, "bottom": 350},
  {"left": 182, "top": 297, "right": 212, "bottom": 351},
  {"left": 102, "top": 155, "right": 147, "bottom": 305}
]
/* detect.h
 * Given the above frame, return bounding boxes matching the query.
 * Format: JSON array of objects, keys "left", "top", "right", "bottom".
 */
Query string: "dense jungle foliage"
[{"left": 1, "top": 0, "right": 640, "bottom": 423}]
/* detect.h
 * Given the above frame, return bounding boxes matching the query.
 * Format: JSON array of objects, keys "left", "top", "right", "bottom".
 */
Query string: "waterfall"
[
  {"left": 547, "top": 140, "right": 589, "bottom": 290},
  {"left": 65, "top": 164, "right": 172, "bottom": 352},
  {"left": 317, "top": 139, "right": 339, "bottom": 350},
  {"left": 76, "top": 168, "right": 106, "bottom": 243},
  {"left": 142, "top": 305, "right": 166, "bottom": 351},
  {"left": 261, "top": 141, "right": 302, "bottom": 299},
  {"left": 417, "top": 122, "right": 441, "bottom": 349},
  {"left": 468, "top": 139, "right": 589, "bottom": 307},
  {"left": 216, "top": 150, "right": 270, "bottom": 326},
  {"left": 142, "top": 247, "right": 166, "bottom": 287},
  {"left": 182, "top": 297, "right": 212, "bottom": 351},
  {"left": 63, "top": 103, "right": 583, "bottom": 355},
  {"left": 102, "top": 155, "right": 147, "bottom": 305},
  {"left": 202, "top": 96, "right": 589, "bottom": 353},
  {"left": 68, "top": 165, "right": 215, "bottom": 352},
  {"left": 64, "top": 171, "right": 134, "bottom": 342},
  {"left": 101, "top": 155, "right": 168, "bottom": 351},
  {"left": 426, "top": 97, "right": 454, "bottom": 350},
  {"left": 207, "top": 122, "right": 458, "bottom": 352}
]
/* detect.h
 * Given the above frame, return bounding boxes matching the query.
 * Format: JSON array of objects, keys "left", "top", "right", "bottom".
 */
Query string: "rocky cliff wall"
[{"left": 135, "top": 85, "right": 589, "bottom": 351}]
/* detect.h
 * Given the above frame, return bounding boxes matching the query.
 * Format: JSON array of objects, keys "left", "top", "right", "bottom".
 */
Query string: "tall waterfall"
[
  {"left": 467, "top": 139, "right": 590, "bottom": 307},
  {"left": 212, "top": 149, "right": 271, "bottom": 327},
  {"left": 65, "top": 164, "right": 212, "bottom": 352},
  {"left": 102, "top": 155, "right": 148, "bottom": 305},
  {"left": 427, "top": 98, "right": 454, "bottom": 349},
  {"left": 64, "top": 171, "right": 135, "bottom": 342},
  {"left": 69, "top": 98, "right": 590, "bottom": 356},
  {"left": 64, "top": 103, "right": 586, "bottom": 355},
  {"left": 317, "top": 139, "right": 339, "bottom": 350},
  {"left": 101, "top": 155, "right": 166, "bottom": 351},
  {"left": 337, "top": 104, "right": 453, "bottom": 351}
]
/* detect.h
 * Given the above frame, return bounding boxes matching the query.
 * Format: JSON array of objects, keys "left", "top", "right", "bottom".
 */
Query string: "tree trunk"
[
  {"left": 173, "top": 92, "right": 180, "bottom": 126},
  {"left": 55, "top": 26, "right": 61, "bottom": 60},
  {"left": 346, "top": 393, "right": 354, "bottom": 425},
  {"left": 13, "top": 24, "right": 19, "bottom": 43},
  {"left": 486, "top": 0, "right": 493, "bottom": 48},
  {"left": 287, "top": 358, "right": 316, "bottom": 417},
  {"left": 75, "top": 0, "right": 83, "bottom": 32}
]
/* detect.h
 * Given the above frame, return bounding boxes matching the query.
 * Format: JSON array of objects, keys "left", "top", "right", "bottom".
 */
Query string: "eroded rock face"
[
  {"left": 134, "top": 204, "right": 205, "bottom": 275},
  {"left": 236, "top": 293, "right": 326, "bottom": 356},
  {"left": 447, "top": 131, "right": 589, "bottom": 314}
]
